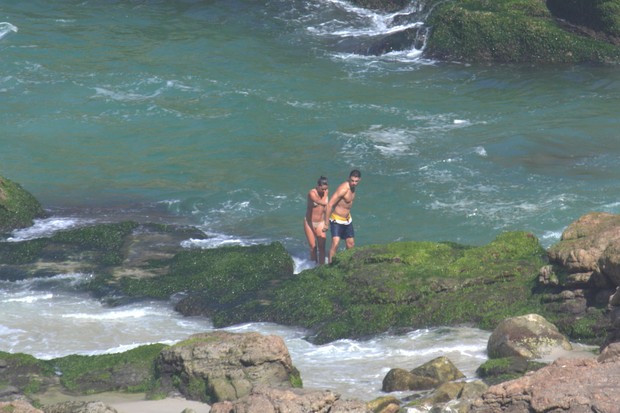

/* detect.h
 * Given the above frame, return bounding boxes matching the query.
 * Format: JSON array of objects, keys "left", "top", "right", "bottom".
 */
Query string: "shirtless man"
[
  {"left": 323, "top": 169, "right": 361, "bottom": 263},
  {"left": 304, "top": 176, "right": 329, "bottom": 265}
]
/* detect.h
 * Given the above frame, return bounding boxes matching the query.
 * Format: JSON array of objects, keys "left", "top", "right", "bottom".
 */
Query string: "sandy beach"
[
  {"left": 36, "top": 390, "right": 211, "bottom": 413},
  {"left": 111, "top": 397, "right": 210, "bottom": 413}
]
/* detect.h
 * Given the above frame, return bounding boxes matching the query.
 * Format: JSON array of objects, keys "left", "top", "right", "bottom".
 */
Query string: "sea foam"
[{"left": 0, "top": 22, "right": 18, "bottom": 40}]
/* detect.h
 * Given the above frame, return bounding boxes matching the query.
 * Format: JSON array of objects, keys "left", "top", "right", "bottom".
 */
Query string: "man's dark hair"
[
  {"left": 349, "top": 169, "right": 361, "bottom": 178},
  {"left": 317, "top": 176, "right": 328, "bottom": 186}
]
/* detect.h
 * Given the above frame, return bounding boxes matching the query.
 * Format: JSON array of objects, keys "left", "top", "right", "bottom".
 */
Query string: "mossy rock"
[
  {"left": 0, "top": 221, "right": 139, "bottom": 281},
  {"left": 425, "top": 0, "right": 620, "bottom": 63},
  {"left": 265, "top": 232, "right": 549, "bottom": 343},
  {"left": 119, "top": 241, "right": 295, "bottom": 325},
  {"left": 0, "top": 352, "right": 56, "bottom": 395},
  {"left": 49, "top": 344, "right": 167, "bottom": 395},
  {"left": 547, "top": 0, "right": 620, "bottom": 38},
  {"left": 0, "top": 176, "right": 45, "bottom": 234},
  {"left": 476, "top": 356, "right": 546, "bottom": 385}
]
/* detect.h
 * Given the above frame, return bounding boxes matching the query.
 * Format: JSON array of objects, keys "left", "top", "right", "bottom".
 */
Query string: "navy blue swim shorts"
[{"left": 330, "top": 220, "right": 355, "bottom": 239}]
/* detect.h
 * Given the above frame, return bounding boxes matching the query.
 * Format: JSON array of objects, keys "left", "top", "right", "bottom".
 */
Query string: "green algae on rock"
[
  {"left": 267, "top": 231, "right": 549, "bottom": 343},
  {"left": 424, "top": 0, "right": 620, "bottom": 63},
  {"left": 0, "top": 176, "right": 45, "bottom": 234},
  {"left": 124, "top": 242, "right": 295, "bottom": 325}
]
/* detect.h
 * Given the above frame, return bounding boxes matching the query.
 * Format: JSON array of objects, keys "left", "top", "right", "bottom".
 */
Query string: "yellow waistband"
[{"left": 330, "top": 212, "right": 351, "bottom": 222}]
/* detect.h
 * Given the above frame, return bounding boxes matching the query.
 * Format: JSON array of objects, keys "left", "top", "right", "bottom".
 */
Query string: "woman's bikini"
[{"left": 309, "top": 188, "right": 326, "bottom": 228}]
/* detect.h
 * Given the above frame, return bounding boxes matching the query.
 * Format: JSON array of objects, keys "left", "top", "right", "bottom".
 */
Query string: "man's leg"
[
  {"left": 344, "top": 223, "right": 355, "bottom": 250},
  {"left": 328, "top": 236, "right": 340, "bottom": 263},
  {"left": 317, "top": 235, "right": 327, "bottom": 265}
]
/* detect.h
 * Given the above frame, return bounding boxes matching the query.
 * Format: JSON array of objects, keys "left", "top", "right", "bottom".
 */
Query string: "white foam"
[
  {"left": 7, "top": 217, "right": 95, "bottom": 242},
  {"left": 181, "top": 234, "right": 268, "bottom": 249},
  {"left": 0, "top": 22, "right": 18, "bottom": 40},
  {"left": 293, "top": 255, "right": 316, "bottom": 274},
  {"left": 61, "top": 308, "right": 151, "bottom": 321},
  {"left": 339, "top": 126, "right": 418, "bottom": 159},
  {"left": 0, "top": 325, "right": 23, "bottom": 335},
  {"left": 475, "top": 146, "right": 488, "bottom": 157},
  {"left": 93, "top": 87, "right": 162, "bottom": 102},
  {"left": 5, "top": 293, "right": 53, "bottom": 303}
]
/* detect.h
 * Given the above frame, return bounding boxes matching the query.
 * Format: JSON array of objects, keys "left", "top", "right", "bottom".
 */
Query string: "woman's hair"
[{"left": 317, "top": 176, "right": 328, "bottom": 186}]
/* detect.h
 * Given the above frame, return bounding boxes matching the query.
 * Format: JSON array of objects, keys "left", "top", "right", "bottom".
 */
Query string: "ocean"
[{"left": 0, "top": 0, "right": 616, "bottom": 402}]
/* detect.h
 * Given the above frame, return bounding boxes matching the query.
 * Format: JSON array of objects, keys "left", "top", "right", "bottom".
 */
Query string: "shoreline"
[{"left": 35, "top": 390, "right": 211, "bottom": 413}]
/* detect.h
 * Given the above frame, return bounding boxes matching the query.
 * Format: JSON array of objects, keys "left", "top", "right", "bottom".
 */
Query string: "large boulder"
[
  {"left": 547, "top": 212, "right": 620, "bottom": 283},
  {"left": 424, "top": 0, "right": 620, "bottom": 64},
  {"left": 156, "top": 331, "right": 301, "bottom": 404},
  {"left": 543, "top": 212, "right": 620, "bottom": 346},
  {"left": 210, "top": 386, "right": 371, "bottom": 413},
  {"left": 470, "top": 343, "right": 620, "bottom": 413},
  {"left": 0, "top": 176, "right": 45, "bottom": 234},
  {"left": 487, "top": 314, "right": 572, "bottom": 359}
]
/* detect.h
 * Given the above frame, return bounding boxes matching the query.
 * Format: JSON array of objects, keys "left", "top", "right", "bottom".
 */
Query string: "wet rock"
[
  {"left": 402, "top": 380, "right": 488, "bottom": 413},
  {"left": 367, "top": 395, "right": 400, "bottom": 413},
  {"left": 382, "top": 356, "right": 464, "bottom": 392},
  {"left": 382, "top": 368, "right": 438, "bottom": 392}
]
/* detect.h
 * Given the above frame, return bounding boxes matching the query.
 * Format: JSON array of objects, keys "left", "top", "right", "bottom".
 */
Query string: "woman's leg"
[{"left": 303, "top": 218, "right": 318, "bottom": 262}]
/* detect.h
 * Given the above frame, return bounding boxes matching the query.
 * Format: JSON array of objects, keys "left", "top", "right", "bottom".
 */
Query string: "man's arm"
[{"left": 324, "top": 184, "right": 345, "bottom": 229}]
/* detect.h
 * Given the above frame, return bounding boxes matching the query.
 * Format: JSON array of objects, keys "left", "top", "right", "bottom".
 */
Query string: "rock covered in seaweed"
[{"left": 0, "top": 175, "right": 45, "bottom": 234}]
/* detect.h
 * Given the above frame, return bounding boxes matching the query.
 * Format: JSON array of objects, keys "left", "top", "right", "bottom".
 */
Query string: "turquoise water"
[
  {"left": 0, "top": 0, "right": 613, "bottom": 400},
  {"left": 3, "top": 1, "right": 620, "bottom": 258}
]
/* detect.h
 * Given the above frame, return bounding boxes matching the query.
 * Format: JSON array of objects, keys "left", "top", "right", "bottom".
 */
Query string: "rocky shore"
[
  {"left": 2, "top": 176, "right": 620, "bottom": 412},
  {"left": 345, "top": 0, "right": 620, "bottom": 64}
]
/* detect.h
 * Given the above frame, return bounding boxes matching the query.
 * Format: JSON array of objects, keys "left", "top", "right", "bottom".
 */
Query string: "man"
[
  {"left": 304, "top": 176, "right": 329, "bottom": 265},
  {"left": 323, "top": 169, "right": 361, "bottom": 263}
]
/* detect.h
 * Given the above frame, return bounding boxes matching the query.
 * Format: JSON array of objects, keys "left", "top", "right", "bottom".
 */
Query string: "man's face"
[{"left": 348, "top": 177, "right": 360, "bottom": 188}]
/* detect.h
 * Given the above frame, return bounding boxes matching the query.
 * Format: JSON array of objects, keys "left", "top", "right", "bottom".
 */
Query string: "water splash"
[{"left": 0, "top": 22, "right": 18, "bottom": 40}]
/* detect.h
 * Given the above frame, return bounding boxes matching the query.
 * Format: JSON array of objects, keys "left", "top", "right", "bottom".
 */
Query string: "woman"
[{"left": 304, "top": 176, "right": 329, "bottom": 265}]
